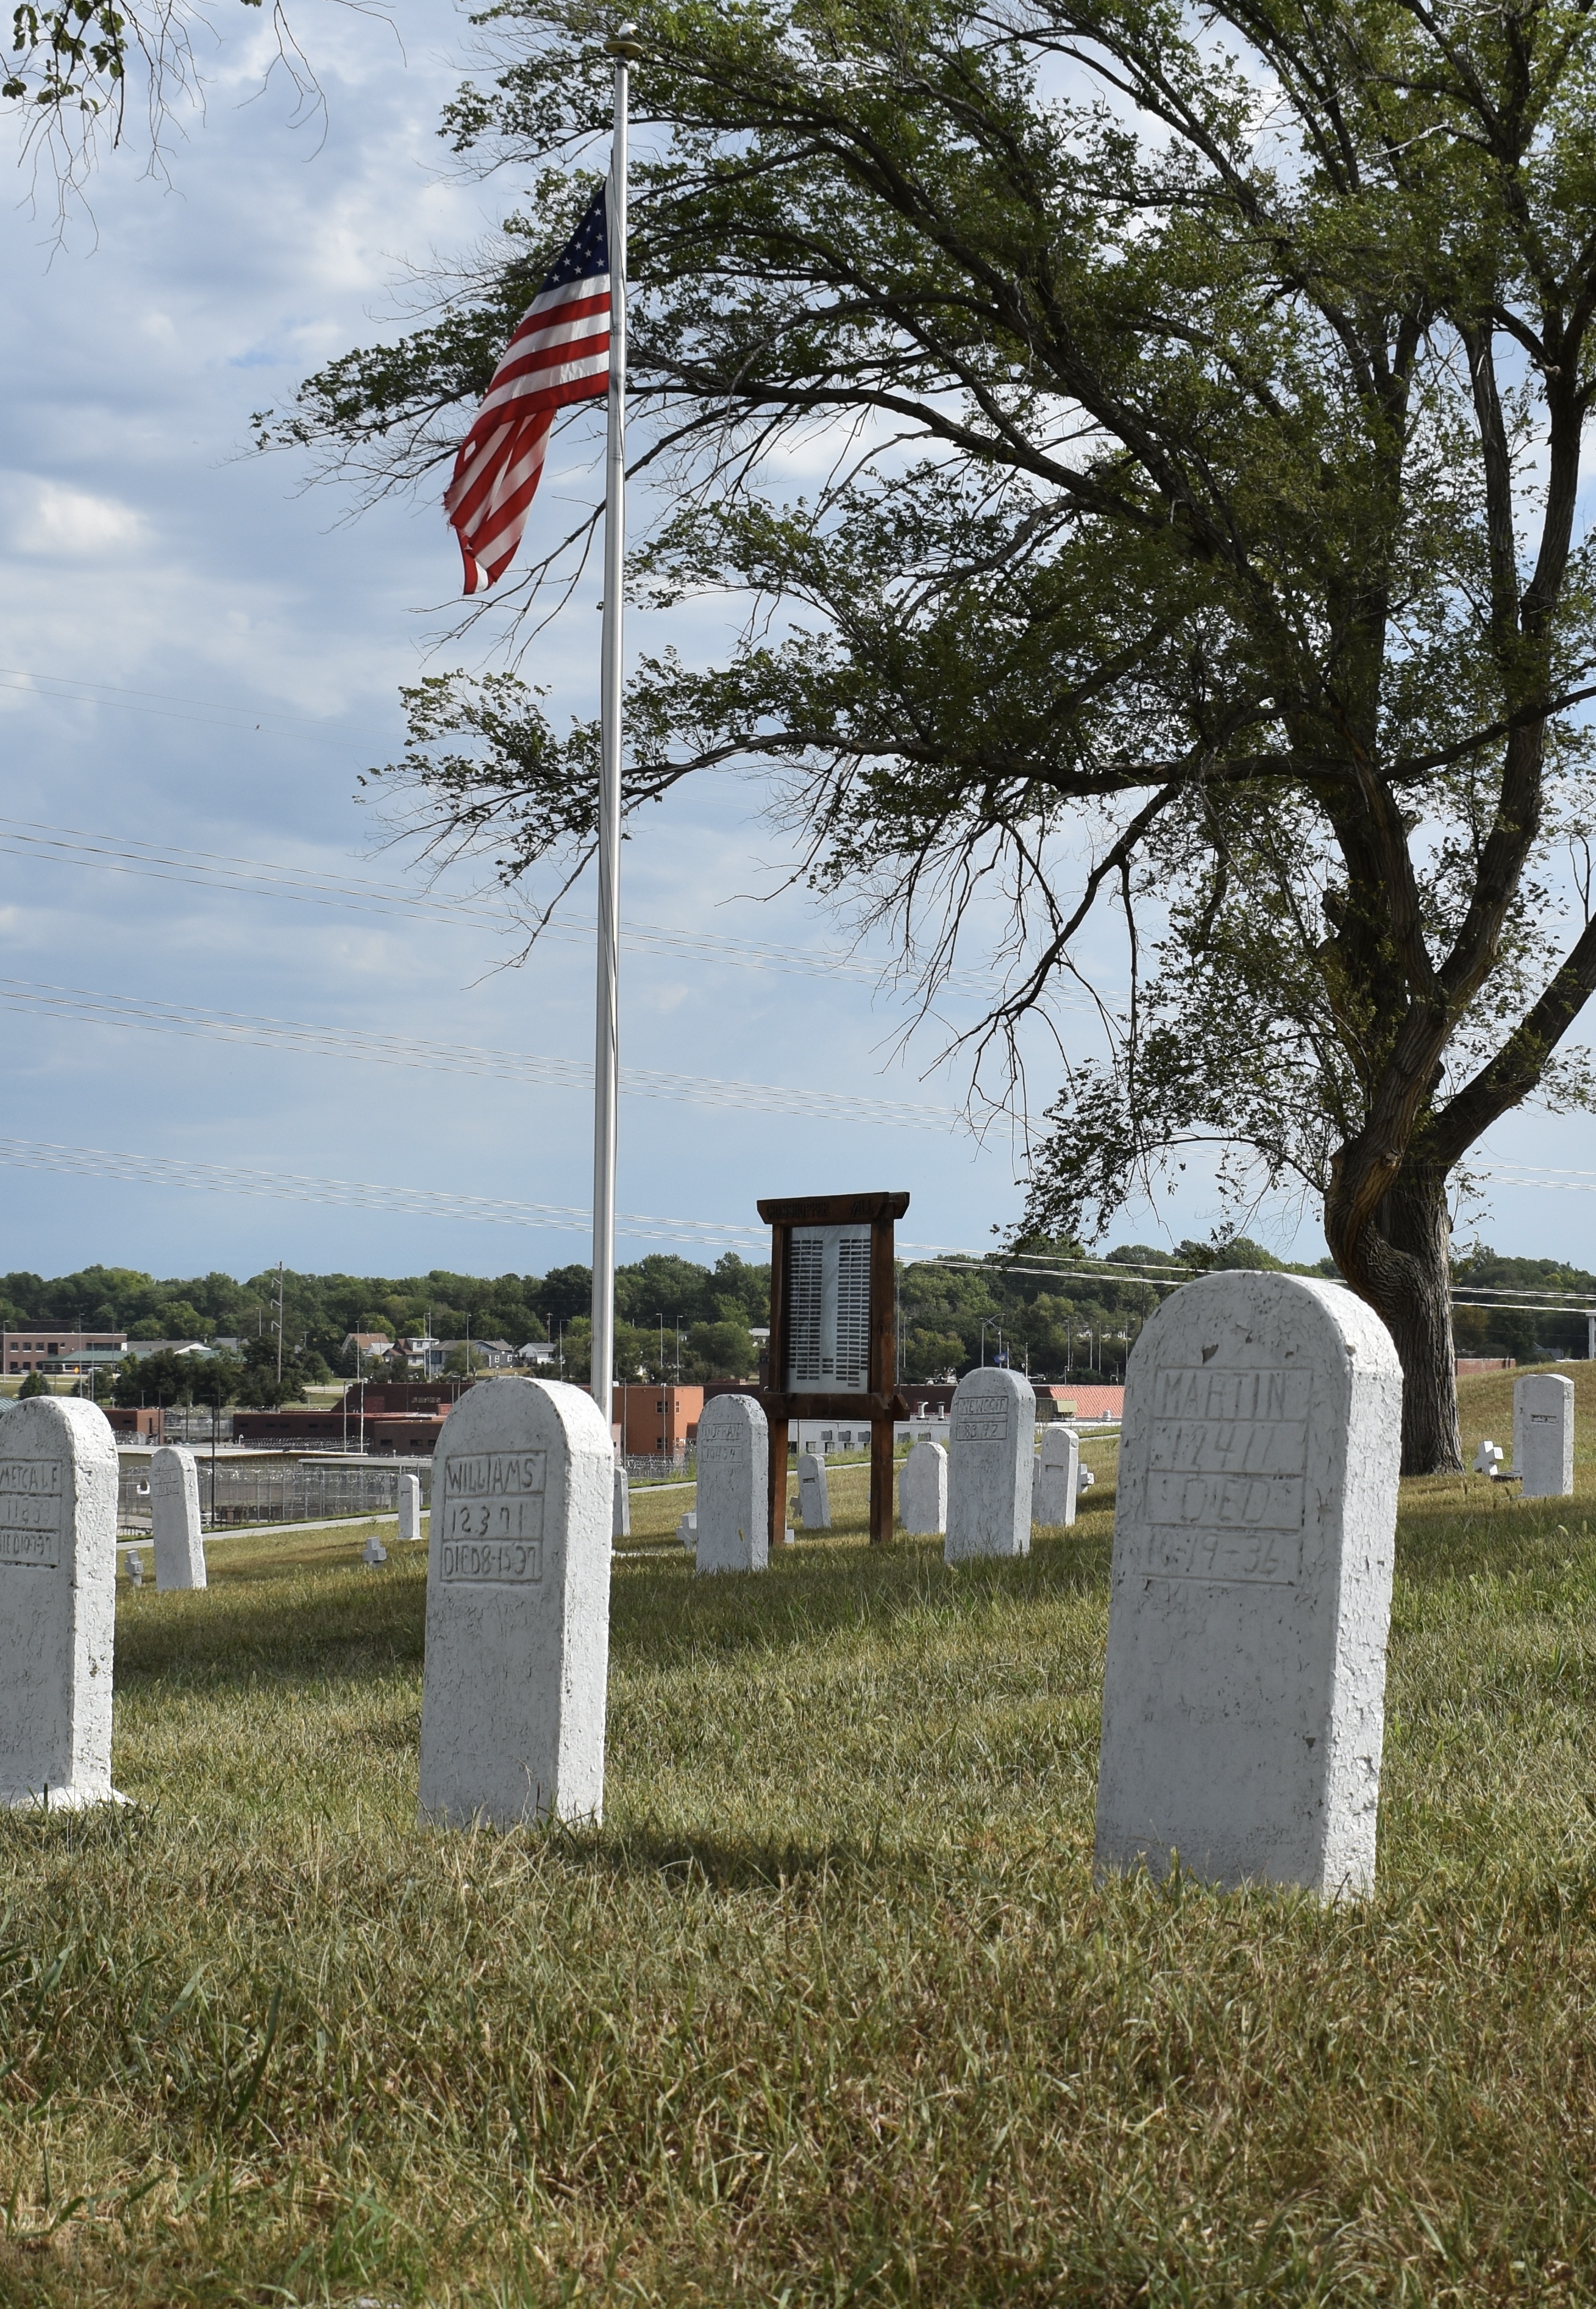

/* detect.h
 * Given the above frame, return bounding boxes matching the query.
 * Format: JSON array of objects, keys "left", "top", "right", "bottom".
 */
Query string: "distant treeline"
[{"left": 1, "top": 1236, "right": 1583, "bottom": 1390}]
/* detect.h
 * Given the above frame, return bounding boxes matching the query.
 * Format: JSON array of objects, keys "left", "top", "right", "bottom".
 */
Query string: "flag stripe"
[{"left": 444, "top": 190, "right": 611, "bottom": 596}]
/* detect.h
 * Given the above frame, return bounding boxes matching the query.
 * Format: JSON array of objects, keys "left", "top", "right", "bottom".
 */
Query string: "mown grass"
[{"left": 2, "top": 1385, "right": 1596, "bottom": 2300}]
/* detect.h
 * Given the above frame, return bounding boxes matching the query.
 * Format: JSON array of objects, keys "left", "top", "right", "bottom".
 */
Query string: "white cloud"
[{"left": 13, "top": 480, "right": 146, "bottom": 557}]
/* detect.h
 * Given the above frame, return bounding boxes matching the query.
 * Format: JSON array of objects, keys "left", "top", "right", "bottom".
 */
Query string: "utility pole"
[{"left": 274, "top": 1263, "right": 285, "bottom": 1386}]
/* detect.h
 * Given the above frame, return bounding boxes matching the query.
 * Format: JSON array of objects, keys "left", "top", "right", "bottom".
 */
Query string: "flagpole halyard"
[{"left": 590, "top": 21, "right": 638, "bottom": 1434}]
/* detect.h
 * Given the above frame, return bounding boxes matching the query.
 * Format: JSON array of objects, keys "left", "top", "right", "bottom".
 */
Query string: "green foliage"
[
  {"left": 270, "top": 0, "right": 1596, "bottom": 1465},
  {"left": 15, "top": 1368, "right": 47, "bottom": 1399}
]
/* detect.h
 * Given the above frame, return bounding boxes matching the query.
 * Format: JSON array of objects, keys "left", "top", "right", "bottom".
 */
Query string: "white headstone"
[
  {"left": 1514, "top": 1373, "right": 1575, "bottom": 1498},
  {"left": 797, "top": 1449, "right": 831, "bottom": 1530},
  {"left": 899, "top": 1438, "right": 947, "bottom": 1535},
  {"left": 694, "top": 1393, "right": 768, "bottom": 1575},
  {"left": 1031, "top": 1426, "right": 1079, "bottom": 1528},
  {"left": 613, "top": 1461, "right": 632, "bottom": 1538},
  {"left": 944, "top": 1369, "right": 1036, "bottom": 1562},
  {"left": 677, "top": 1509, "right": 697, "bottom": 1552},
  {"left": 1095, "top": 1271, "right": 1401, "bottom": 1898},
  {"left": 1473, "top": 1439, "right": 1504, "bottom": 1478},
  {"left": 418, "top": 1375, "right": 612, "bottom": 1827},
  {"left": 0, "top": 1397, "right": 123, "bottom": 1809},
  {"left": 126, "top": 1549, "right": 144, "bottom": 1588},
  {"left": 397, "top": 1473, "right": 422, "bottom": 1542},
  {"left": 1078, "top": 1464, "right": 1096, "bottom": 1494},
  {"left": 148, "top": 1444, "right": 206, "bottom": 1590},
  {"left": 362, "top": 1530, "right": 388, "bottom": 1568}
]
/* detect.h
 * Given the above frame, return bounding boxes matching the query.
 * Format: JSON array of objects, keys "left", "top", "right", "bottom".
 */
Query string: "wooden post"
[
  {"left": 766, "top": 1214, "right": 792, "bottom": 1553},
  {"left": 868, "top": 1202, "right": 897, "bottom": 1546}
]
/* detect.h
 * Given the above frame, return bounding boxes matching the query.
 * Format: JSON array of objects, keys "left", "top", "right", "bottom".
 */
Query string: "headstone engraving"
[
  {"left": 149, "top": 1444, "right": 206, "bottom": 1590},
  {"left": 613, "top": 1461, "right": 631, "bottom": 1539},
  {"left": 1513, "top": 1373, "right": 1574, "bottom": 1499},
  {"left": 1095, "top": 1271, "right": 1401, "bottom": 1898},
  {"left": 0, "top": 1396, "right": 123, "bottom": 1809},
  {"left": 944, "top": 1369, "right": 1035, "bottom": 1562},
  {"left": 899, "top": 1438, "right": 947, "bottom": 1535},
  {"left": 1032, "top": 1426, "right": 1079, "bottom": 1528},
  {"left": 797, "top": 1449, "right": 831, "bottom": 1530},
  {"left": 398, "top": 1473, "right": 422, "bottom": 1542},
  {"left": 418, "top": 1375, "right": 613, "bottom": 1826},
  {"left": 695, "top": 1394, "right": 769, "bottom": 1575}
]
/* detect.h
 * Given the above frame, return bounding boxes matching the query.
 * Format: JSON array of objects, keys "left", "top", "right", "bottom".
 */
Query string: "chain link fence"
[{"left": 118, "top": 1457, "right": 432, "bottom": 1534}]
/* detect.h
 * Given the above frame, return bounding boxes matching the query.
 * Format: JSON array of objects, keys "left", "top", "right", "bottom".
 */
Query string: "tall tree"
[{"left": 266, "top": 0, "right": 1596, "bottom": 1473}]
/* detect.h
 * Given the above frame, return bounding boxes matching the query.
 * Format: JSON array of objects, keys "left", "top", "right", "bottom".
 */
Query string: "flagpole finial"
[{"left": 605, "top": 21, "right": 643, "bottom": 56}]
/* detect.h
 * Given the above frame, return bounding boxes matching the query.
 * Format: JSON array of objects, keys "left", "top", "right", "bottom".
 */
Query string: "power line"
[
  {"left": 0, "top": 814, "right": 1111, "bottom": 1008},
  {"left": 0, "top": 1135, "right": 769, "bottom": 1251},
  {"left": 0, "top": 975, "right": 960, "bottom": 1130}
]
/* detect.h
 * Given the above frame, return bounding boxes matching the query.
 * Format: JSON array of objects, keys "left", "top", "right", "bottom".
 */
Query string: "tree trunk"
[{"left": 1324, "top": 1164, "right": 1462, "bottom": 1476}]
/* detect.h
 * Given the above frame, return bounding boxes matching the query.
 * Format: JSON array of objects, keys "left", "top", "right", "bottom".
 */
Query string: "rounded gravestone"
[
  {"left": 419, "top": 1376, "right": 613, "bottom": 1828},
  {"left": 0, "top": 1395, "right": 123, "bottom": 1809},
  {"left": 1095, "top": 1270, "right": 1402, "bottom": 1899},
  {"left": 1513, "top": 1372, "right": 1574, "bottom": 1499},
  {"left": 899, "top": 1438, "right": 947, "bottom": 1536},
  {"left": 695, "top": 1393, "right": 769, "bottom": 1574},
  {"left": 1032, "top": 1425, "right": 1079, "bottom": 1529},
  {"left": 944, "top": 1368, "right": 1035, "bottom": 1562},
  {"left": 797, "top": 1449, "right": 831, "bottom": 1531},
  {"left": 397, "top": 1472, "right": 423, "bottom": 1543},
  {"left": 149, "top": 1444, "right": 206, "bottom": 1590}
]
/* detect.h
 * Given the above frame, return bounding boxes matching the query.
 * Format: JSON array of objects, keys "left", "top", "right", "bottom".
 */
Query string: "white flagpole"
[{"left": 590, "top": 21, "right": 637, "bottom": 1430}]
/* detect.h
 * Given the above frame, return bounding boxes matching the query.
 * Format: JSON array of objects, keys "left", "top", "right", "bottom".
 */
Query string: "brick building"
[
  {"left": 4, "top": 1327, "right": 126, "bottom": 1376},
  {"left": 612, "top": 1382, "right": 705, "bottom": 1459}
]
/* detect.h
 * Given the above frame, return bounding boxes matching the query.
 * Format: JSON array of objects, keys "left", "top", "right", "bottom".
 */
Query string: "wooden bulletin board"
[{"left": 755, "top": 1190, "right": 911, "bottom": 1549}]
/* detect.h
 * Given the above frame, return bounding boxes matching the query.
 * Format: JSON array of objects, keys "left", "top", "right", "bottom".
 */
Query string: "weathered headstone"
[
  {"left": 1095, "top": 1270, "right": 1402, "bottom": 1898},
  {"left": 149, "top": 1444, "right": 206, "bottom": 1590},
  {"left": 1473, "top": 1439, "right": 1504, "bottom": 1478},
  {"left": 797, "top": 1449, "right": 831, "bottom": 1531},
  {"left": 899, "top": 1438, "right": 947, "bottom": 1535},
  {"left": 613, "top": 1461, "right": 632, "bottom": 1539},
  {"left": 1031, "top": 1426, "right": 1079, "bottom": 1528},
  {"left": 126, "top": 1549, "right": 144, "bottom": 1589},
  {"left": 1514, "top": 1372, "right": 1575, "bottom": 1499},
  {"left": 419, "top": 1375, "right": 612, "bottom": 1827},
  {"left": 677, "top": 1509, "right": 697, "bottom": 1552},
  {"left": 944, "top": 1369, "right": 1036, "bottom": 1562},
  {"left": 397, "top": 1473, "right": 422, "bottom": 1542},
  {"left": 1078, "top": 1464, "right": 1096, "bottom": 1495},
  {"left": 695, "top": 1393, "right": 769, "bottom": 1575},
  {"left": 362, "top": 1530, "right": 388, "bottom": 1568},
  {"left": 0, "top": 1396, "right": 123, "bottom": 1809}
]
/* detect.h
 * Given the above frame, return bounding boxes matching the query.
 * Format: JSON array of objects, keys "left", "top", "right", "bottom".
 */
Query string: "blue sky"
[{"left": 0, "top": 0, "right": 1589, "bottom": 1290}]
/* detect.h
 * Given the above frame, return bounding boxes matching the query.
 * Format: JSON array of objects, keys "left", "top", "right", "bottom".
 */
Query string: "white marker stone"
[
  {"left": 677, "top": 1510, "right": 697, "bottom": 1552},
  {"left": 1078, "top": 1464, "right": 1096, "bottom": 1495},
  {"left": 1514, "top": 1373, "right": 1575, "bottom": 1499},
  {"left": 1095, "top": 1271, "right": 1402, "bottom": 1899},
  {"left": 1032, "top": 1426, "right": 1079, "bottom": 1528},
  {"left": 126, "top": 1550, "right": 144, "bottom": 1589},
  {"left": 694, "top": 1393, "right": 768, "bottom": 1575},
  {"left": 944, "top": 1369, "right": 1036, "bottom": 1562},
  {"left": 362, "top": 1531, "right": 388, "bottom": 1568},
  {"left": 1473, "top": 1439, "right": 1504, "bottom": 1478},
  {"left": 899, "top": 1438, "right": 947, "bottom": 1535},
  {"left": 148, "top": 1445, "right": 206, "bottom": 1590},
  {"left": 398, "top": 1473, "right": 422, "bottom": 1542},
  {"left": 419, "top": 1376, "right": 613, "bottom": 1827},
  {"left": 797, "top": 1449, "right": 831, "bottom": 1531},
  {"left": 0, "top": 1396, "right": 123, "bottom": 1809},
  {"left": 613, "top": 1462, "right": 632, "bottom": 1539}
]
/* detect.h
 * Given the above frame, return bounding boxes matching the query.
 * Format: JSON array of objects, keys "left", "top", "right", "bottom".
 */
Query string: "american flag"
[{"left": 444, "top": 186, "right": 611, "bottom": 596}]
